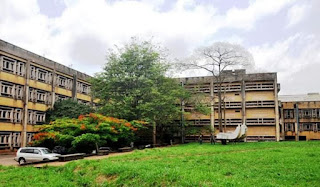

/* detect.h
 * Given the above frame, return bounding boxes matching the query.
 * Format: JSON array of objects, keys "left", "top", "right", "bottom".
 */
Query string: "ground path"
[{"left": 0, "top": 151, "right": 133, "bottom": 167}]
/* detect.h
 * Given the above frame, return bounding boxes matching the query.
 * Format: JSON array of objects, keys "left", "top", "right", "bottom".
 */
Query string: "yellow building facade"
[
  {"left": 179, "top": 69, "right": 281, "bottom": 142},
  {"left": 0, "top": 39, "right": 95, "bottom": 149},
  {"left": 279, "top": 94, "right": 320, "bottom": 140}
]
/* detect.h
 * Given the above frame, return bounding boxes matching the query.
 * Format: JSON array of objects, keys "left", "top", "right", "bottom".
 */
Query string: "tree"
[
  {"left": 179, "top": 42, "right": 254, "bottom": 133},
  {"left": 31, "top": 113, "right": 145, "bottom": 153},
  {"left": 45, "top": 99, "right": 95, "bottom": 123},
  {"left": 92, "top": 39, "right": 188, "bottom": 144}
]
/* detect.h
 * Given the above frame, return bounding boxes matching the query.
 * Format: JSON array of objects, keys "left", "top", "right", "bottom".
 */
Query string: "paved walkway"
[{"left": 0, "top": 152, "right": 133, "bottom": 167}]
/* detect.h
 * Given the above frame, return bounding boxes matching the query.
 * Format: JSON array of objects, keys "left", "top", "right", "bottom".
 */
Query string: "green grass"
[{"left": 1, "top": 141, "right": 320, "bottom": 186}]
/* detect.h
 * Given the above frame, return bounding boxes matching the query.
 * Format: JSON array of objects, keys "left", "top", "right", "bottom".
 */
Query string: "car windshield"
[{"left": 41, "top": 149, "right": 52, "bottom": 154}]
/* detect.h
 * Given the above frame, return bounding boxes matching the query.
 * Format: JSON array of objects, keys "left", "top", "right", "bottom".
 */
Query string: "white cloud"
[
  {"left": 224, "top": 0, "right": 295, "bottom": 30},
  {"left": 249, "top": 34, "right": 320, "bottom": 94},
  {"left": 1, "top": 0, "right": 317, "bottom": 94},
  {"left": 286, "top": 3, "right": 310, "bottom": 28}
]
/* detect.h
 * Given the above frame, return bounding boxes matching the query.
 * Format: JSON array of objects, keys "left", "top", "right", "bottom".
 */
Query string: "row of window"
[
  {"left": 0, "top": 106, "right": 46, "bottom": 124},
  {"left": 284, "top": 123, "right": 320, "bottom": 132},
  {"left": 77, "top": 82, "right": 91, "bottom": 95},
  {"left": 186, "top": 118, "right": 275, "bottom": 126},
  {"left": 0, "top": 56, "right": 26, "bottom": 76},
  {"left": 0, "top": 81, "right": 24, "bottom": 99},
  {"left": 0, "top": 107, "right": 22, "bottom": 123},
  {"left": 0, "top": 80, "right": 93, "bottom": 105},
  {"left": 0, "top": 132, "right": 33, "bottom": 147},
  {"left": 29, "top": 87, "right": 52, "bottom": 104},
  {"left": 284, "top": 109, "right": 320, "bottom": 119},
  {"left": 183, "top": 82, "right": 275, "bottom": 94},
  {"left": 30, "top": 65, "right": 53, "bottom": 84},
  {"left": 0, "top": 55, "right": 91, "bottom": 94}
]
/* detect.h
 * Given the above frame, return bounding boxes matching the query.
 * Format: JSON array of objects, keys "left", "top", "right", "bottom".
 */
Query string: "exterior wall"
[
  {"left": 0, "top": 39, "right": 97, "bottom": 149},
  {"left": 281, "top": 101, "right": 320, "bottom": 140},
  {"left": 180, "top": 69, "right": 280, "bottom": 142}
]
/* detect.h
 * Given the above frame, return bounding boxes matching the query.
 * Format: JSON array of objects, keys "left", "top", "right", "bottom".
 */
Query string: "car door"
[
  {"left": 24, "top": 149, "right": 35, "bottom": 162},
  {"left": 33, "top": 149, "right": 43, "bottom": 162}
]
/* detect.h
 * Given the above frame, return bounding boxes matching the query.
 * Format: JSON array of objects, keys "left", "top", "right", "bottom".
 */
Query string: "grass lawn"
[{"left": 1, "top": 141, "right": 320, "bottom": 186}]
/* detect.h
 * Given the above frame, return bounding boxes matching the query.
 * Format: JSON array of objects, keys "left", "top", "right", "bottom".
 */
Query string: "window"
[
  {"left": 28, "top": 110, "right": 46, "bottom": 124},
  {"left": 55, "top": 94, "right": 71, "bottom": 102},
  {"left": 284, "top": 123, "right": 294, "bottom": 132},
  {"left": 0, "top": 82, "right": 13, "bottom": 97},
  {"left": 16, "top": 62, "right": 25, "bottom": 76},
  {"left": 20, "top": 149, "right": 27, "bottom": 153},
  {"left": 29, "top": 65, "right": 53, "bottom": 83},
  {"left": 0, "top": 107, "right": 13, "bottom": 122},
  {"left": 15, "top": 85, "right": 24, "bottom": 99},
  {"left": 2, "top": 56, "right": 15, "bottom": 73},
  {"left": 284, "top": 109, "right": 294, "bottom": 119},
  {"left": 33, "top": 149, "right": 40, "bottom": 154},
  {"left": 14, "top": 109, "right": 22, "bottom": 123},
  {"left": 25, "top": 149, "right": 34, "bottom": 154},
  {"left": 303, "top": 123, "right": 313, "bottom": 131},
  {"left": 36, "top": 90, "right": 46, "bottom": 103}
]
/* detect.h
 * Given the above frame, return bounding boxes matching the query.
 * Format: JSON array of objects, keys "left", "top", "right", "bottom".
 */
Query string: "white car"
[{"left": 14, "top": 147, "right": 60, "bottom": 165}]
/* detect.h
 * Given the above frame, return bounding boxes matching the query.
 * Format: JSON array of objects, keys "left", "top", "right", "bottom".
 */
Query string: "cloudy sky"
[{"left": 0, "top": 0, "right": 319, "bottom": 95}]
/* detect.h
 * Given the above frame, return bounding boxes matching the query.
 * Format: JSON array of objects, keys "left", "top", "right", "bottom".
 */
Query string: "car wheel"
[
  {"left": 43, "top": 158, "right": 49, "bottom": 161},
  {"left": 18, "top": 158, "right": 26, "bottom": 165}
]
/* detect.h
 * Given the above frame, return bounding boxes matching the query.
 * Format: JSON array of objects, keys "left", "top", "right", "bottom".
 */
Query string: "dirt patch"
[{"left": 96, "top": 174, "right": 118, "bottom": 184}]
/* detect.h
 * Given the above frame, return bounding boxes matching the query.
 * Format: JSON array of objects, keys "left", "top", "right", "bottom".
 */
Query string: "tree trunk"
[
  {"left": 218, "top": 83, "right": 223, "bottom": 132},
  {"left": 210, "top": 77, "right": 215, "bottom": 134},
  {"left": 153, "top": 122, "right": 157, "bottom": 145}
]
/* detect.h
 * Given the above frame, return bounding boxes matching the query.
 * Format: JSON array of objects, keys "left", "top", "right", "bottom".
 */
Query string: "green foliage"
[
  {"left": 32, "top": 113, "right": 146, "bottom": 152},
  {"left": 91, "top": 38, "right": 189, "bottom": 143},
  {"left": 71, "top": 133, "right": 100, "bottom": 154},
  {"left": 45, "top": 99, "right": 95, "bottom": 123},
  {"left": 1, "top": 142, "right": 320, "bottom": 186}
]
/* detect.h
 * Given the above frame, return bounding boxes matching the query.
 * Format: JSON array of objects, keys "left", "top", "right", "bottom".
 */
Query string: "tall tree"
[
  {"left": 92, "top": 39, "right": 188, "bottom": 144},
  {"left": 45, "top": 99, "right": 94, "bottom": 123},
  {"left": 178, "top": 42, "right": 254, "bottom": 133}
]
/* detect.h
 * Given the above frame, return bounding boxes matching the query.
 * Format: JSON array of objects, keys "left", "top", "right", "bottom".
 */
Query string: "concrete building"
[
  {"left": 279, "top": 93, "right": 320, "bottom": 141},
  {"left": 0, "top": 39, "right": 96, "bottom": 150},
  {"left": 179, "top": 69, "right": 281, "bottom": 142}
]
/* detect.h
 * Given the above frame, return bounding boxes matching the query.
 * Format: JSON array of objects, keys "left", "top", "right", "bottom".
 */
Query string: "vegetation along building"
[
  {"left": 179, "top": 69, "right": 281, "bottom": 142},
  {"left": 0, "top": 39, "right": 97, "bottom": 150},
  {"left": 279, "top": 93, "right": 320, "bottom": 141}
]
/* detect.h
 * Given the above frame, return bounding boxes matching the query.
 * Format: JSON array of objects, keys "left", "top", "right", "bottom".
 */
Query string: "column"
[
  {"left": 21, "top": 60, "right": 30, "bottom": 147},
  {"left": 274, "top": 77, "right": 280, "bottom": 142}
]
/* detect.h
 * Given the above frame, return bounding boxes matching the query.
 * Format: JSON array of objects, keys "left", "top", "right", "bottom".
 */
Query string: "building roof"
[{"left": 279, "top": 93, "right": 320, "bottom": 102}]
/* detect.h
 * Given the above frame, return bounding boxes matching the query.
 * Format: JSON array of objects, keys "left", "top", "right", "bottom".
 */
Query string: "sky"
[{"left": 0, "top": 0, "right": 319, "bottom": 95}]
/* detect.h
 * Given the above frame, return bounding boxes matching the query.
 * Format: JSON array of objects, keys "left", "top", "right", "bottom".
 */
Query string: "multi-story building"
[
  {"left": 279, "top": 93, "right": 320, "bottom": 141},
  {"left": 179, "top": 69, "right": 281, "bottom": 142},
  {"left": 0, "top": 39, "right": 96, "bottom": 150}
]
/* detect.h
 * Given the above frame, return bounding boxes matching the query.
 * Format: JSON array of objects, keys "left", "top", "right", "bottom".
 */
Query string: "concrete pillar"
[
  {"left": 294, "top": 103, "right": 299, "bottom": 141},
  {"left": 210, "top": 77, "right": 215, "bottom": 134},
  {"left": 241, "top": 80, "right": 246, "bottom": 124},
  {"left": 72, "top": 74, "right": 77, "bottom": 100},
  {"left": 21, "top": 60, "right": 30, "bottom": 147},
  {"left": 51, "top": 63, "right": 56, "bottom": 108},
  {"left": 274, "top": 77, "right": 280, "bottom": 142},
  {"left": 8, "top": 133, "right": 12, "bottom": 150},
  {"left": 280, "top": 103, "right": 285, "bottom": 140}
]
